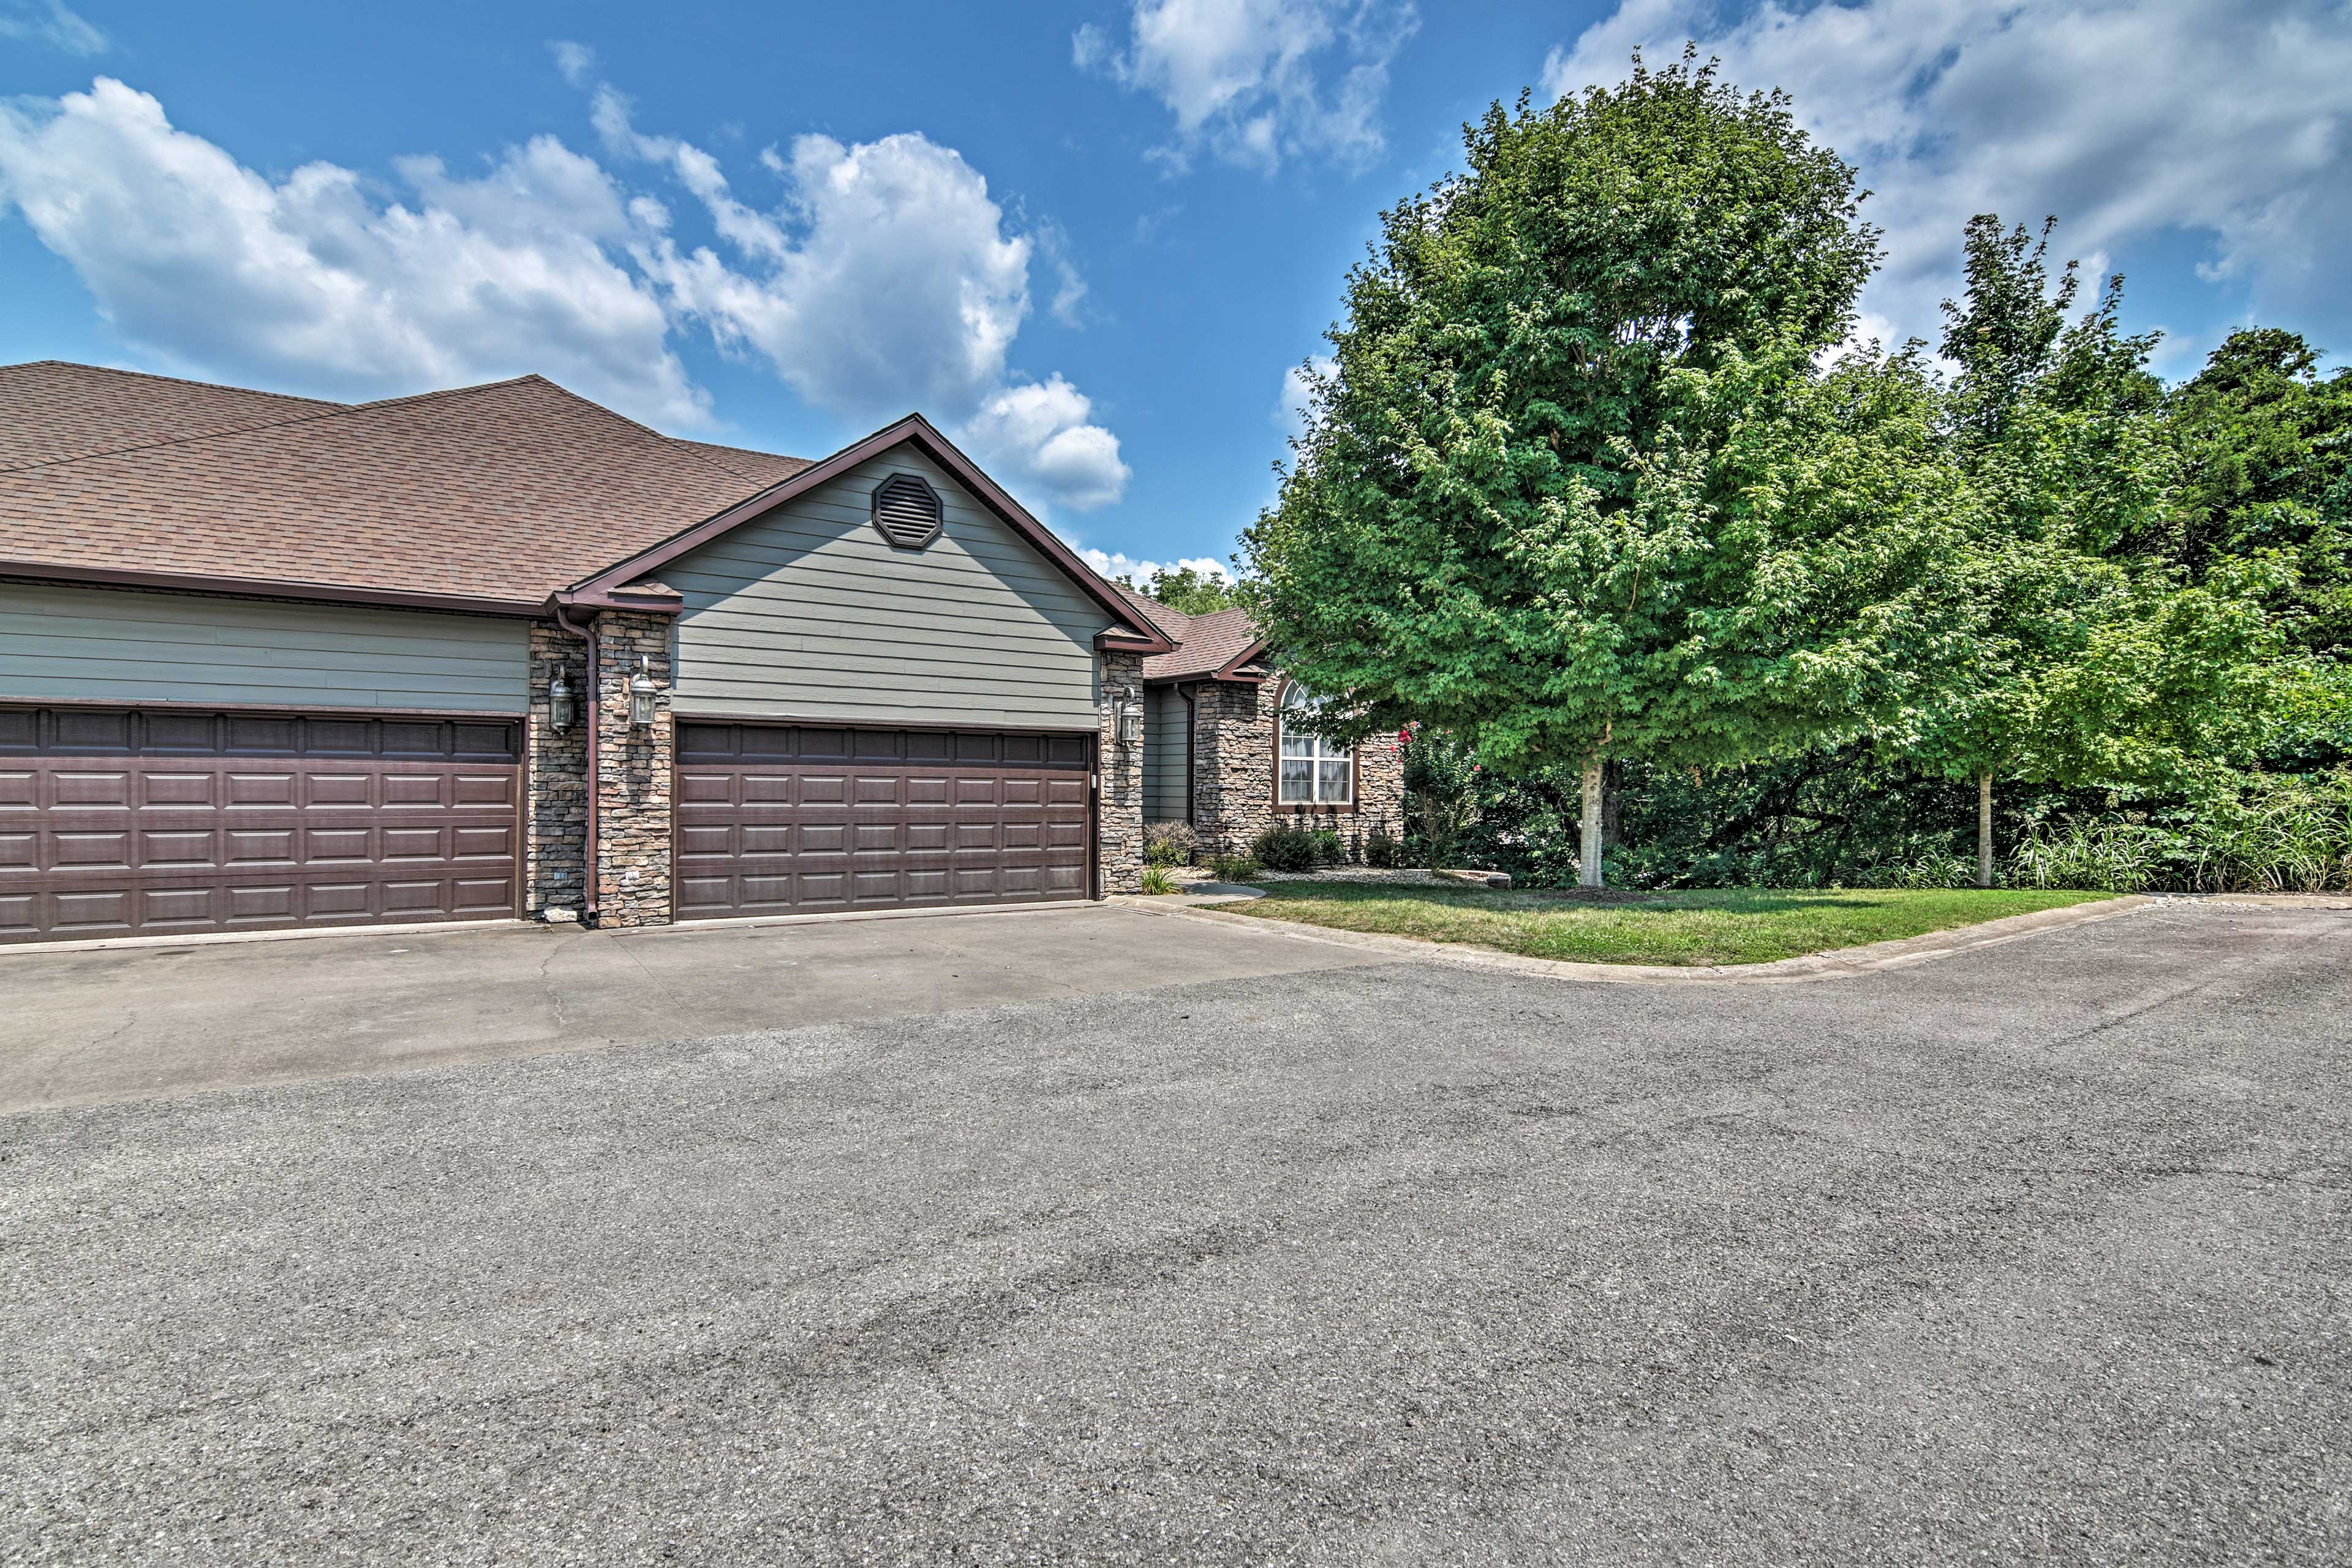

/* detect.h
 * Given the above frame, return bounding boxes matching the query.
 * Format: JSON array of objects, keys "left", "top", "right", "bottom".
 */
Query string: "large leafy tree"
[
  {"left": 2168, "top": 328, "right": 2352, "bottom": 659},
  {"left": 1900, "top": 217, "right": 2278, "bottom": 883},
  {"left": 1245, "top": 52, "right": 1956, "bottom": 885}
]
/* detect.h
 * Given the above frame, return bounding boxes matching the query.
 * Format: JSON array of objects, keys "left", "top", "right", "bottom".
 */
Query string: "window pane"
[
  {"left": 1280, "top": 729, "right": 1315, "bottom": 758},
  {"left": 1317, "top": 759, "right": 1352, "bottom": 802},
  {"left": 1280, "top": 760, "right": 1314, "bottom": 802}
]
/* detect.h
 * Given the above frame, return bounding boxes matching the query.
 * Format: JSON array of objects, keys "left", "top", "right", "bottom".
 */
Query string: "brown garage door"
[
  {"left": 0, "top": 704, "right": 521, "bottom": 944},
  {"left": 674, "top": 721, "right": 1093, "bottom": 919}
]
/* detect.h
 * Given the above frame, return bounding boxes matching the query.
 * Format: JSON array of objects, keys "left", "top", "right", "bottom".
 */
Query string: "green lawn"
[{"left": 1223, "top": 883, "right": 2113, "bottom": 967}]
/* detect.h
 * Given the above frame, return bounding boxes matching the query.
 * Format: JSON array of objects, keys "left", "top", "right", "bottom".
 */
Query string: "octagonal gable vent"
[{"left": 870, "top": 472, "right": 944, "bottom": 549}]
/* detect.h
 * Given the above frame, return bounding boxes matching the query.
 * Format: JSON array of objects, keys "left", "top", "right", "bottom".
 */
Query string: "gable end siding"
[
  {"left": 0, "top": 582, "right": 528, "bottom": 712},
  {"left": 667, "top": 446, "right": 1110, "bottom": 729}
]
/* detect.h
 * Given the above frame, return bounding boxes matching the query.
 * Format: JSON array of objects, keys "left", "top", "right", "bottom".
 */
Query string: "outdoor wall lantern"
[
  {"left": 1110, "top": 684, "right": 1144, "bottom": 747},
  {"left": 548, "top": 666, "right": 576, "bottom": 733},
  {"left": 627, "top": 656, "right": 657, "bottom": 729}
]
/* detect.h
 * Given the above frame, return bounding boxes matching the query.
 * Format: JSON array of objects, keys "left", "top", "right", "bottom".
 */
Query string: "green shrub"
[
  {"left": 1364, "top": 827, "right": 1401, "bottom": 867},
  {"left": 1144, "top": 820, "right": 1198, "bottom": 867},
  {"left": 1309, "top": 827, "right": 1345, "bottom": 866},
  {"left": 1251, "top": 824, "right": 1322, "bottom": 872},
  {"left": 1206, "top": 854, "right": 1261, "bottom": 881},
  {"left": 1861, "top": 851, "right": 1977, "bottom": 890},
  {"left": 1137, "top": 865, "right": 1180, "bottom": 895}
]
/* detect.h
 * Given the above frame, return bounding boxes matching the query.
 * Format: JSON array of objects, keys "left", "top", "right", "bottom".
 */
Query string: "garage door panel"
[
  {"left": 676, "top": 720, "right": 1091, "bottom": 921},
  {"left": 140, "top": 772, "right": 216, "bottom": 807},
  {"left": 0, "top": 706, "right": 520, "bottom": 943},
  {"left": 140, "top": 829, "right": 217, "bottom": 867},
  {"left": 228, "top": 772, "right": 296, "bottom": 807}
]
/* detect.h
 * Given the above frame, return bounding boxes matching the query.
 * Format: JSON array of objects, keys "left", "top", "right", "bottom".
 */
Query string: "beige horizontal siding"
[
  {"left": 669, "top": 444, "right": 1109, "bottom": 729},
  {"left": 0, "top": 583, "right": 528, "bottom": 712}
]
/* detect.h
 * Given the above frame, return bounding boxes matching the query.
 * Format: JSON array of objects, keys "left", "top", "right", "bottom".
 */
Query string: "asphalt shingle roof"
[
  {"left": 1110, "top": 582, "right": 1269, "bottom": 681},
  {"left": 0, "top": 363, "right": 810, "bottom": 607}
]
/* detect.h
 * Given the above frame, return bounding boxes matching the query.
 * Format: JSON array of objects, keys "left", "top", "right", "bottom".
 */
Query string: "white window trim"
[{"left": 1276, "top": 683, "right": 1354, "bottom": 806}]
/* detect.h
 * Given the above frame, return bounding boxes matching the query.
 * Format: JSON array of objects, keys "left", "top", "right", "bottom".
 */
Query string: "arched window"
[{"left": 1277, "top": 682, "right": 1352, "bottom": 805}]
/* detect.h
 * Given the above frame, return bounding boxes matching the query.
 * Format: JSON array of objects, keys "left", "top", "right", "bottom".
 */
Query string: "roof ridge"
[
  {"left": 0, "top": 398, "right": 373, "bottom": 477},
  {"left": 668, "top": 434, "right": 784, "bottom": 489},
  {"left": 345, "top": 372, "right": 548, "bottom": 413},
  {"left": 6, "top": 360, "right": 350, "bottom": 407}
]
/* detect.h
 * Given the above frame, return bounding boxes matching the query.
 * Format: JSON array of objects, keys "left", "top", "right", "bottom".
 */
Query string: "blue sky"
[{"left": 2, "top": 1, "right": 2346, "bottom": 583}]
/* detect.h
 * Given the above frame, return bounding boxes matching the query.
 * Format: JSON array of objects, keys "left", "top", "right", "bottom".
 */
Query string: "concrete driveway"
[
  {"left": 3, "top": 899, "right": 2348, "bottom": 1564},
  {"left": 0, "top": 904, "right": 1382, "bottom": 1112}
]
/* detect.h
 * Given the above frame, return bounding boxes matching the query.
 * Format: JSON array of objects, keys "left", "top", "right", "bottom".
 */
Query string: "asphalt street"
[{"left": 2, "top": 899, "right": 2346, "bottom": 1565}]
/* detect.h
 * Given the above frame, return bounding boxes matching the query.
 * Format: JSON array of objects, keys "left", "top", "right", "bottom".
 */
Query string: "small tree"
[
  {"left": 1245, "top": 53, "right": 1959, "bottom": 887},
  {"left": 1902, "top": 216, "right": 2277, "bottom": 883}
]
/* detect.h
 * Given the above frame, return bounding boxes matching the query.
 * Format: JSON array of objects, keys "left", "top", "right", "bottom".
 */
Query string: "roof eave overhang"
[
  {"left": 0, "top": 558, "right": 545, "bottom": 618},
  {"left": 550, "top": 586, "right": 684, "bottom": 616},
  {"left": 566, "top": 413, "right": 1175, "bottom": 656}
]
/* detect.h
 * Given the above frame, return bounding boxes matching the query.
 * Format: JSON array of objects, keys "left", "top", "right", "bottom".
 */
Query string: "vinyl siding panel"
[
  {"left": 0, "top": 583, "right": 528, "bottom": 712},
  {"left": 669, "top": 445, "right": 1110, "bottom": 728},
  {"left": 1144, "top": 685, "right": 1187, "bottom": 821}
]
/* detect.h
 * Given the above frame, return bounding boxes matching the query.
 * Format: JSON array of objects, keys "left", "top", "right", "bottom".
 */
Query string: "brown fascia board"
[
  {"left": 0, "top": 558, "right": 543, "bottom": 617},
  {"left": 565, "top": 412, "right": 1175, "bottom": 655}
]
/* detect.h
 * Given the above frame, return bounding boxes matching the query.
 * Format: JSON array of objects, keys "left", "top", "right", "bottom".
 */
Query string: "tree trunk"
[
  {"left": 1976, "top": 770, "right": 1995, "bottom": 888},
  {"left": 1580, "top": 760, "right": 1606, "bottom": 889}
]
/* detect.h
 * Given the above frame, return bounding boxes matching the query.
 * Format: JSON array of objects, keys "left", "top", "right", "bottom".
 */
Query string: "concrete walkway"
[{"left": 0, "top": 904, "right": 1384, "bottom": 1112}]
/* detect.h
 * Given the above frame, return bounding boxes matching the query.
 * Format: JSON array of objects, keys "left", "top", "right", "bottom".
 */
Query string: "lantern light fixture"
[
  {"left": 1110, "top": 683, "right": 1143, "bottom": 747},
  {"left": 627, "top": 655, "right": 657, "bottom": 729},
  {"left": 548, "top": 666, "right": 576, "bottom": 733}
]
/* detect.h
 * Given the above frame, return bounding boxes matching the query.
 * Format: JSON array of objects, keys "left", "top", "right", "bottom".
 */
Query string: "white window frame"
[{"left": 1276, "top": 682, "right": 1353, "bottom": 806}]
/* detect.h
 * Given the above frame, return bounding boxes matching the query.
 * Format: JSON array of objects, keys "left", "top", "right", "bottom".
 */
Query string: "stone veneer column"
[
  {"left": 592, "top": 610, "right": 675, "bottom": 927},
  {"left": 524, "top": 620, "right": 588, "bottom": 918},
  {"left": 1096, "top": 650, "right": 1145, "bottom": 894}
]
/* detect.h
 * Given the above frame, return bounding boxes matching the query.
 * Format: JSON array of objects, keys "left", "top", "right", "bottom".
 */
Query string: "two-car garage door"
[
  {"left": 674, "top": 721, "right": 1093, "bottom": 919},
  {"left": 0, "top": 704, "right": 521, "bottom": 944}
]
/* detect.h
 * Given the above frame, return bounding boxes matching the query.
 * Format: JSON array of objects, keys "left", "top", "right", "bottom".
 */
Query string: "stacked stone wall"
[
  {"left": 524, "top": 620, "right": 588, "bottom": 918},
  {"left": 1188, "top": 674, "right": 1405, "bottom": 861},
  {"left": 1096, "top": 651, "right": 1145, "bottom": 893},
  {"left": 592, "top": 611, "right": 673, "bottom": 928}
]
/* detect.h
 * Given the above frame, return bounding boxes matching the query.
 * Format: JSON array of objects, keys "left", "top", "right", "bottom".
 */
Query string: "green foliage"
[
  {"left": 1245, "top": 50, "right": 1951, "bottom": 801},
  {"left": 1364, "top": 827, "right": 1403, "bottom": 868},
  {"left": 1144, "top": 819, "right": 1198, "bottom": 867},
  {"left": 1136, "top": 865, "right": 1180, "bottom": 895},
  {"left": 1400, "top": 722, "right": 1481, "bottom": 870},
  {"left": 1206, "top": 854, "right": 1262, "bottom": 883},
  {"left": 1118, "top": 565, "right": 1242, "bottom": 616},
  {"left": 1250, "top": 824, "right": 1324, "bottom": 872},
  {"left": 2166, "top": 326, "right": 2352, "bottom": 665},
  {"left": 1308, "top": 828, "right": 1346, "bottom": 867},
  {"left": 1899, "top": 216, "right": 2280, "bottom": 805}
]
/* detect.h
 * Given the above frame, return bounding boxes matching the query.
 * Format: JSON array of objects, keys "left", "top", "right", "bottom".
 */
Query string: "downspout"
[
  {"left": 552, "top": 601, "right": 599, "bottom": 926},
  {"left": 1178, "top": 684, "right": 1198, "bottom": 826}
]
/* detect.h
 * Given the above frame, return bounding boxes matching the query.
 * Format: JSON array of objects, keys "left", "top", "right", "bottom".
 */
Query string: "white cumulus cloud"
[
  {"left": 1542, "top": 0, "right": 2352, "bottom": 364},
  {"left": 1079, "top": 548, "right": 1234, "bottom": 587},
  {"left": 1076, "top": 0, "right": 1419, "bottom": 173},
  {"left": 590, "top": 81, "right": 1127, "bottom": 511},
  {"left": 0, "top": 71, "right": 1129, "bottom": 513},
  {"left": 0, "top": 78, "right": 703, "bottom": 423},
  {"left": 959, "top": 376, "right": 1131, "bottom": 513}
]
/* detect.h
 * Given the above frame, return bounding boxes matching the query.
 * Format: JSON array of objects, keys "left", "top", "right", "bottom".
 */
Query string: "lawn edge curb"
[{"left": 1110, "top": 893, "right": 2157, "bottom": 985}]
